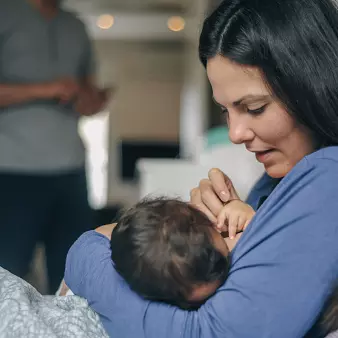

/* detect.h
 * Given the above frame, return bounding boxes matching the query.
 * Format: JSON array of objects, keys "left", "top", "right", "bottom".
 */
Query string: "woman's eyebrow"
[
  {"left": 212, "top": 94, "right": 271, "bottom": 107},
  {"left": 233, "top": 94, "right": 271, "bottom": 106}
]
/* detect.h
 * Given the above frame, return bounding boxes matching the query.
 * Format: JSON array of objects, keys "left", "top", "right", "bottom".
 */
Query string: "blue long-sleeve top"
[{"left": 65, "top": 146, "right": 338, "bottom": 338}]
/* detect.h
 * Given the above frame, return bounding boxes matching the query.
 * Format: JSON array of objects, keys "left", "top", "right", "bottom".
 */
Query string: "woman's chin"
[{"left": 264, "top": 163, "right": 290, "bottom": 178}]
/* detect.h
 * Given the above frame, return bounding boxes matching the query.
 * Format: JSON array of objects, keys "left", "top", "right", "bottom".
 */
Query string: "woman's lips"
[{"left": 255, "top": 149, "right": 274, "bottom": 163}]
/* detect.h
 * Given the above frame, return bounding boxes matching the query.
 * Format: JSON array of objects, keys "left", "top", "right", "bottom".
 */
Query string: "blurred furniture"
[
  {"left": 137, "top": 143, "right": 264, "bottom": 201},
  {"left": 118, "top": 140, "right": 180, "bottom": 181},
  {"left": 205, "top": 126, "right": 230, "bottom": 149}
]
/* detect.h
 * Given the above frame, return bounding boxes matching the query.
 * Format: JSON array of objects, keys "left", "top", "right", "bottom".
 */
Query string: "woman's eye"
[
  {"left": 247, "top": 104, "right": 268, "bottom": 115},
  {"left": 220, "top": 107, "right": 228, "bottom": 115},
  {"left": 220, "top": 108, "right": 229, "bottom": 125}
]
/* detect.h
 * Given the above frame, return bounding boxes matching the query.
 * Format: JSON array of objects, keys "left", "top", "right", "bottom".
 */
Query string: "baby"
[
  {"left": 109, "top": 197, "right": 338, "bottom": 336},
  {"left": 110, "top": 197, "right": 254, "bottom": 309}
]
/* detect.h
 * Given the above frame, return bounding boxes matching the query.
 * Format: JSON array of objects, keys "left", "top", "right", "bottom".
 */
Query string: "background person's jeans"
[{"left": 0, "top": 168, "right": 94, "bottom": 293}]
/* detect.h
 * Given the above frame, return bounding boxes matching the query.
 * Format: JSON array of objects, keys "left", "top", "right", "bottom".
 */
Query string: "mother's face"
[{"left": 207, "top": 55, "right": 315, "bottom": 178}]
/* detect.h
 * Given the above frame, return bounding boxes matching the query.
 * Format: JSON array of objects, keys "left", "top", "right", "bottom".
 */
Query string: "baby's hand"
[{"left": 217, "top": 200, "right": 255, "bottom": 239}]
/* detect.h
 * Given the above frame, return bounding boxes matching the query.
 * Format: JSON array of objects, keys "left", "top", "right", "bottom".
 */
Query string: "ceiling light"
[
  {"left": 97, "top": 14, "right": 114, "bottom": 30},
  {"left": 167, "top": 16, "right": 185, "bottom": 32}
]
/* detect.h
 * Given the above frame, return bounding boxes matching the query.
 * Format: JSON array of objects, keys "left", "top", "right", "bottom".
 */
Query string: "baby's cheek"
[{"left": 188, "top": 280, "right": 222, "bottom": 302}]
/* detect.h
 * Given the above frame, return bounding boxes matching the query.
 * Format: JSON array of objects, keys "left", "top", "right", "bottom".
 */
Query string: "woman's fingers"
[
  {"left": 190, "top": 168, "right": 240, "bottom": 224},
  {"left": 190, "top": 187, "right": 217, "bottom": 223},
  {"left": 237, "top": 216, "right": 247, "bottom": 233},
  {"left": 199, "top": 178, "right": 224, "bottom": 217},
  {"left": 208, "top": 168, "right": 240, "bottom": 202}
]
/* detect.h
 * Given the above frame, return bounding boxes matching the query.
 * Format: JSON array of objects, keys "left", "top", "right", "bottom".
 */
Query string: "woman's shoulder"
[
  {"left": 305, "top": 146, "right": 338, "bottom": 166},
  {"left": 233, "top": 147, "right": 338, "bottom": 264},
  {"left": 282, "top": 146, "right": 338, "bottom": 185}
]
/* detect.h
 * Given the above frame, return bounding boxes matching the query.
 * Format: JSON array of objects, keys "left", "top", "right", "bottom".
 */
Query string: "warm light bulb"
[
  {"left": 167, "top": 16, "right": 185, "bottom": 32},
  {"left": 97, "top": 14, "right": 114, "bottom": 30}
]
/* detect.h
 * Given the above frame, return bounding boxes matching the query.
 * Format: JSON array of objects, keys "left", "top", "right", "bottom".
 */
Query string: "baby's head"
[{"left": 110, "top": 197, "right": 230, "bottom": 309}]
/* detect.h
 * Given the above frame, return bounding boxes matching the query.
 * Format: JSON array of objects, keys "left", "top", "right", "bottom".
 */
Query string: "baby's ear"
[
  {"left": 224, "top": 232, "right": 243, "bottom": 252},
  {"left": 221, "top": 231, "right": 229, "bottom": 238}
]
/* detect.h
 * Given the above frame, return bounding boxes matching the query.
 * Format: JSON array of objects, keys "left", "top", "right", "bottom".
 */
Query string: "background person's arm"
[
  {"left": 74, "top": 78, "right": 110, "bottom": 116},
  {"left": 0, "top": 84, "right": 46, "bottom": 107},
  {"left": 65, "top": 154, "right": 338, "bottom": 338},
  {"left": 0, "top": 3, "right": 80, "bottom": 108},
  {"left": 73, "top": 22, "right": 110, "bottom": 116},
  {"left": 0, "top": 79, "right": 79, "bottom": 107}
]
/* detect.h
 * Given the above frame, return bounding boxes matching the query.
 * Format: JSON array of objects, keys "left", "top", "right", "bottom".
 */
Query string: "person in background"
[{"left": 0, "top": 0, "right": 108, "bottom": 293}]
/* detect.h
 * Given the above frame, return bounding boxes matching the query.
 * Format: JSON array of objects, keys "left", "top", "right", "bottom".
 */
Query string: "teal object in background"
[{"left": 206, "top": 126, "right": 230, "bottom": 148}]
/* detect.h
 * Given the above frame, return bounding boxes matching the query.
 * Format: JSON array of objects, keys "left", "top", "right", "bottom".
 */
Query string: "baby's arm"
[{"left": 218, "top": 200, "right": 256, "bottom": 240}]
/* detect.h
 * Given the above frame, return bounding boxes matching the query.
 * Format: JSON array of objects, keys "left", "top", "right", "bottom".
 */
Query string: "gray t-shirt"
[{"left": 0, "top": 0, "right": 94, "bottom": 173}]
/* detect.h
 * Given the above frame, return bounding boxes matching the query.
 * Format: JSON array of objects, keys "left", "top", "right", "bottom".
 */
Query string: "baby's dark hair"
[{"left": 110, "top": 197, "right": 230, "bottom": 309}]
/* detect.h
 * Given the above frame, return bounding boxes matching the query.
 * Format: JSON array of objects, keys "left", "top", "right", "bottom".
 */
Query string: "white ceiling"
[
  {"left": 64, "top": 0, "right": 194, "bottom": 15},
  {"left": 62, "top": 0, "right": 206, "bottom": 41}
]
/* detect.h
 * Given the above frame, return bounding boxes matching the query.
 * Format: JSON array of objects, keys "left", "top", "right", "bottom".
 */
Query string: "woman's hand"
[
  {"left": 95, "top": 223, "right": 117, "bottom": 239},
  {"left": 217, "top": 200, "right": 255, "bottom": 238},
  {"left": 59, "top": 280, "right": 70, "bottom": 296},
  {"left": 190, "top": 168, "right": 240, "bottom": 231}
]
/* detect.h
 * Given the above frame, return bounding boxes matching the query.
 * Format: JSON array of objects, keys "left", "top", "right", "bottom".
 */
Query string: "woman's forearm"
[{"left": 59, "top": 280, "right": 70, "bottom": 296}]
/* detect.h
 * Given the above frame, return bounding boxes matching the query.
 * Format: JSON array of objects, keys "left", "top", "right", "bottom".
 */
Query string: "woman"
[{"left": 65, "top": 0, "right": 338, "bottom": 337}]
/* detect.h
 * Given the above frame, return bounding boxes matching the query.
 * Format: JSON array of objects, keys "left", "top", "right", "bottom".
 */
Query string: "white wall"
[
  {"left": 94, "top": 40, "right": 183, "bottom": 140},
  {"left": 179, "top": 0, "right": 210, "bottom": 160},
  {"left": 179, "top": 43, "right": 209, "bottom": 159}
]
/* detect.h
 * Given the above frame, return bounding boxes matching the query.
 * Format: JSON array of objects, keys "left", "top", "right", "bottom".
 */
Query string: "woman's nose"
[{"left": 228, "top": 113, "right": 255, "bottom": 145}]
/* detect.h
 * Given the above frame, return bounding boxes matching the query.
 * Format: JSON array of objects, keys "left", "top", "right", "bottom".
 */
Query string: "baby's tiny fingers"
[
  {"left": 243, "top": 219, "right": 251, "bottom": 230},
  {"left": 236, "top": 216, "right": 246, "bottom": 232},
  {"left": 216, "top": 207, "right": 228, "bottom": 230},
  {"left": 228, "top": 215, "right": 239, "bottom": 240}
]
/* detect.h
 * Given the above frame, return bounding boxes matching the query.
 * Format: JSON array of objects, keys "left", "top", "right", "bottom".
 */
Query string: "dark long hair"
[{"left": 199, "top": 0, "right": 338, "bottom": 146}]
